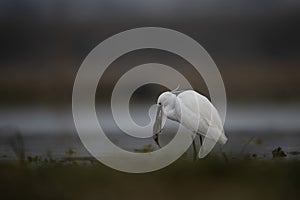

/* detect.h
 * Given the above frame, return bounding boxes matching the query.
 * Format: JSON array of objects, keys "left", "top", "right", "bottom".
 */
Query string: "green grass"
[{"left": 0, "top": 157, "right": 300, "bottom": 200}]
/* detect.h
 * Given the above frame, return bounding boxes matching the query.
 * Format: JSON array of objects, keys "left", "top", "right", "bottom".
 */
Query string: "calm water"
[{"left": 0, "top": 103, "right": 300, "bottom": 159}]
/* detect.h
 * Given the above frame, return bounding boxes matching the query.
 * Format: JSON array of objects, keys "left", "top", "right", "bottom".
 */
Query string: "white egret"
[{"left": 153, "top": 90, "right": 227, "bottom": 159}]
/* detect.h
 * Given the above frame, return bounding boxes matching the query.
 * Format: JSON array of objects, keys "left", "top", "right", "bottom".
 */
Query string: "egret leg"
[
  {"left": 192, "top": 139, "right": 197, "bottom": 162},
  {"left": 199, "top": 135, "right": 203, "bottom": 146}
]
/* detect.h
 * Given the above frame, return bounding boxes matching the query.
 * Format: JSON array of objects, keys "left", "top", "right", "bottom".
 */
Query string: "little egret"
[{"left": 153, "top": 90, "right": 227, "bottom": 159}]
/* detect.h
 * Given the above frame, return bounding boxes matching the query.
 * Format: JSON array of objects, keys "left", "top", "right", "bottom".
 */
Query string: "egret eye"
[{"left": 158, "top": 102, "right": 162, "bottom": 105}]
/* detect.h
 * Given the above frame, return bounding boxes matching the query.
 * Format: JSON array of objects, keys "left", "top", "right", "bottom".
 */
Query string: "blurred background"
[
  {"left": 1, "top": 0, "right": 300, "bottom": 104},
  {"left": 1, "top": 0, "right": 300, "bottom": 199},
  {"left": 1, "top": 0, "right": 300, "bottom": 157}
]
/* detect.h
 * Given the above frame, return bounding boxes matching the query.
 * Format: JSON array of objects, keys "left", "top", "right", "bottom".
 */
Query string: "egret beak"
[{"left": 153, "top": 104, "right": 163, "bottom": 148}]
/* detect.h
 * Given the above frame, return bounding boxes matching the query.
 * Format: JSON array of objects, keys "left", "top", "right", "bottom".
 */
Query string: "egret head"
[
  {"left": 153, "top": 92, "right": 176, "bottom": 147},
  {"left": 157, "top": 91, "right": 176, "bottom": 107}
]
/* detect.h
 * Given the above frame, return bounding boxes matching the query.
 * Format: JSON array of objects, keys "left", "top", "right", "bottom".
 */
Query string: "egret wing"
[{"left": 177, "top": 90, "right": 226, "bottom": 143}]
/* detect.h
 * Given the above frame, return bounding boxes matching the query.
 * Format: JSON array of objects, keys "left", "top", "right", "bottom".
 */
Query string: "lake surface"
[{"left": 0, "top": 103, "right": 300, "bottom": 159}]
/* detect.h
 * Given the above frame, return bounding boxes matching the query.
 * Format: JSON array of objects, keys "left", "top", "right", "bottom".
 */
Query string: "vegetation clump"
[
  {"left": 272, "top": 147, "right": 287, "bottom": 158},
  {"left": 134, "top": 144, "right": 154, "bottom": 153}
]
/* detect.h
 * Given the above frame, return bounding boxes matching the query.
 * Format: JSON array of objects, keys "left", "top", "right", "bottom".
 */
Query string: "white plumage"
[{"left": 153, "top": 90, "right": 227, "bottom": 157}]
